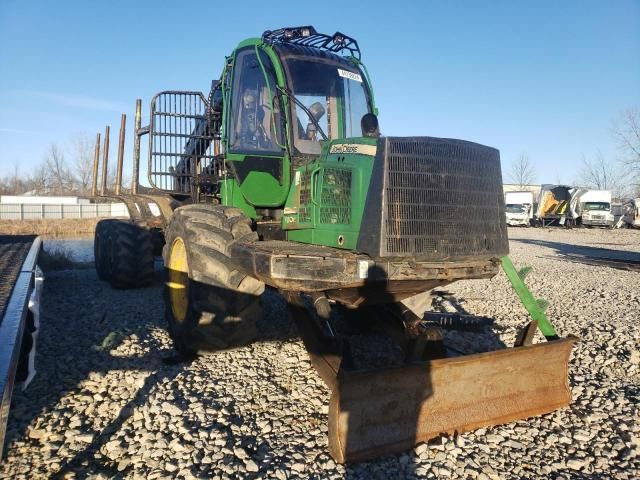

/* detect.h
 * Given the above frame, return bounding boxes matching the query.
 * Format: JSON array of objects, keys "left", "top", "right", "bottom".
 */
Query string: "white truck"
[
  {"left": 572, "top": 190, "right": 614, "bottom": 227},
  {"left": 505, "top": 191, "right": 534, "bottom": 226}
]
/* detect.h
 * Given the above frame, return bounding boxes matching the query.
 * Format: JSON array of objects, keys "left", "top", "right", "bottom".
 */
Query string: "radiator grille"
[
  {"left": 382, "top": 137, "right": 508, "bottom": 259},
  {"left": 320, "top": 168, "right": 352, "bottom": 224},
  {"left": 298, "top": 170, "right": 312, "bottom": 223}
]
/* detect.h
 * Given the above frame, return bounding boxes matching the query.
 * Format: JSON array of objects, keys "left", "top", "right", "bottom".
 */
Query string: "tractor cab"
[
  {"left": 148, "top": 26, "right": 377, "bottom": 208},
  {"left": 224, "top": 27, "right": 375, "bottom": 162}
]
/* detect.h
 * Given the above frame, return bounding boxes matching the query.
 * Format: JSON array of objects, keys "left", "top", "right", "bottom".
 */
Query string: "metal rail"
[{"left": 0, "top": 237, "right": 42, "bottom": 459}]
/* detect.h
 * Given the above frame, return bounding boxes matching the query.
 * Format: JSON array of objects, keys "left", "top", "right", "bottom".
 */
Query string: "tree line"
[
  {"left": 507, "top": 107, "right": 640, "bottom": 200},
  {"left": 0, "top": 133, "right": 123, "bottom": 197},
  {"left": 2, "top": 108, "right": 640, "bottom": 200}
]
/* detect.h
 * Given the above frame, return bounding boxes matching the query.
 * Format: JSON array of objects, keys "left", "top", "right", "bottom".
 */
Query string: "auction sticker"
[{"left": 337, "top": 68, "right": 362, "bottom": 83}]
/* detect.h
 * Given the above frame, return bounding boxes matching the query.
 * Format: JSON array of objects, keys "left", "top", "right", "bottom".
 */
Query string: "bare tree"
[
  {"left": 612, "top": 107, "right": 640, "bottom": 164},
  {"left": 29, "top": 163, "right": 50, "bottom": 194},
  {"left": 70, "top": 133, "right": 95, "bottom": 194},
  {"left": 580, "top": 152, "right": 612, "bottom": 189},
  {"left": 44, "top": 143, "right": 71, "bottom": 194},
  {"left": 508, "top": 153, "right": 536, "bottom": 188},
  {"left": 579, "top": 152, "right": 629, "bottom": 199},
  {"left": 611, "top": 107, "right": 640, "bottom": 194}
]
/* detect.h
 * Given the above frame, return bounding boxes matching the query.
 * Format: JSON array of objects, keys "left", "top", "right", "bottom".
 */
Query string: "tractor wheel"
[
  {"left": 94, "top": 219, "right": 118, "bottom": 281},
  {"left": 107, "top": 221, "right": 155, "bottom": 289},
  {"left": 163, "top": 204, "right": 264, "bottom": 355}
]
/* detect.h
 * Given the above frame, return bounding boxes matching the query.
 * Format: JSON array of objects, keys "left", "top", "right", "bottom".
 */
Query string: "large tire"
[
  {"left": 107, "top": 221, "right": 155, "bottom": 289},
  {"left": 163, "top": 204, "right": 264, "bottom": 355},
  {"left": 94, "top": 219, "right": 118, "bottom": 281}
]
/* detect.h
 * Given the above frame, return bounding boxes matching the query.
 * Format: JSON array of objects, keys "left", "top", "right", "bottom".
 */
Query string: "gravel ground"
[{"left": 1, "top": 227, "right": 639, "bottom": 479}]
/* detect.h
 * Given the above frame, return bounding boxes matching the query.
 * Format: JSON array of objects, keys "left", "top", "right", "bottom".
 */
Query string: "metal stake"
[
  {"left": 91, "top": 132, "right": 101, "bottom": 197},
  {"left": 100, "top": 126, "right": 110, "bottom": 196},
  {"left": 115, "top": 114, "right": 126, "bottom": 195},
  {"left": 132, "top": 99, "right": 142, "bottom": 195}
]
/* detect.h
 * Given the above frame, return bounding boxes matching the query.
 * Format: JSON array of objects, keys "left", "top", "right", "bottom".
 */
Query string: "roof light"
[{"left": 333, "top": 33, "right": 345, "bottom": 45}]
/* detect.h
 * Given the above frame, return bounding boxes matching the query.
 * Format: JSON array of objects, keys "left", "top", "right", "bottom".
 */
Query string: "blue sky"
[{"left": 0, "top": 0, "right": 638, "bottom": 186}]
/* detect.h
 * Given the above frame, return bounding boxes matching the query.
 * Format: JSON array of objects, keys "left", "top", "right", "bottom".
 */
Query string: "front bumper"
[
  {"left": 582, "top": 218, "right": 613, "bottom": 227},
  {"left": 231, "top": 240, "right": 500, "bottom": 293},
  {"left": 506, "top": 218, "right": 530, "bottom": 226}
]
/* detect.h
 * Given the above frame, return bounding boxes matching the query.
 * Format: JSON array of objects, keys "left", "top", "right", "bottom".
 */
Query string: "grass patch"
[
  {"left": 0, "top": 218, "right": 99, "bottom": 236},
  {"left": 94, "top": 330, "right": 124, "bottom": 352},
  {"left": 39, "top": 247, "right": 76, "bottom": 271}
]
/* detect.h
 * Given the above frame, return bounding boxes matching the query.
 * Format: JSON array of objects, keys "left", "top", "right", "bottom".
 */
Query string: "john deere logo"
[{"left": 329, "top": 144, "right": 377, "bottom": 156}]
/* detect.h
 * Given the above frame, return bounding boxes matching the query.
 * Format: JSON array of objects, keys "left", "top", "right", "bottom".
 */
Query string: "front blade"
[{"left": 328, "top": 336, "right": 577, "bottom": 463}]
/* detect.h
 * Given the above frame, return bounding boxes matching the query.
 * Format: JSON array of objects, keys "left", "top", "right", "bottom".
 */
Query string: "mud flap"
[{"left": 328, "top": 336, "right": 578, "bottom": 463}]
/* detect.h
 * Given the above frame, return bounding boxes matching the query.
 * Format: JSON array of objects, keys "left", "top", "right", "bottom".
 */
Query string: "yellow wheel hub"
[{"left": 167, "top": 237, "right": 189, "bottom": 323}]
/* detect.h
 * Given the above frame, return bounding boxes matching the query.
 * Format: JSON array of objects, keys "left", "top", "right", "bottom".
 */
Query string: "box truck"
[
  {"left": 505, "top": 191, "right": 534, "bottom": 226},
  {"left": 572, "top": 190, "right": 614, "bottom": 227}
]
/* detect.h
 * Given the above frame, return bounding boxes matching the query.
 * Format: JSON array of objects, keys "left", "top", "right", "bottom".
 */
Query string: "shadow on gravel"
[
  {"left": 4, "top": 268, "right": 176, "bottom": 476},
  {"left": 7, "top": 262, "right": 518, "bottom": 478},
  {"left": 52, "top": 363, "right": 183, "bottom": 478},
  {"left": 4, "top": 268, "right": 297, "bottom": 478},
  {"left": 513, "top": 238, "right": 640, "bottom": 272},
  {"left": 288, "top": 266, "right": 509, "bottom": 476}
]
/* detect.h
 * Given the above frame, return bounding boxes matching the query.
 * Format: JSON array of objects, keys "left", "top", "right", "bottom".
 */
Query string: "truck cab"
[
  {"left": 577, "top": 190, "right": 614, "bottom": 227},
  {"left": 504, "top": 191, "right": 533, "bottom": 226}
]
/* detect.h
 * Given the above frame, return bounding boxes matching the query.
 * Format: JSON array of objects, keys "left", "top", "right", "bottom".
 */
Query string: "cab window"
[{"left": 229, "top": 49, "right": 283, "bottom": 154}]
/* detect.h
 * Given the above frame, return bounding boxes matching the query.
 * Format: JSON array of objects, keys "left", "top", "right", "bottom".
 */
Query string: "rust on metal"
[
  {"left": 100, "top": 126, "right": 110, "bottom": 196},
  {"left": 91, "top": 132, "right": 101, "bottom": 197},
  {"left": 285, "top": 292, "right": 578, "bottom": 464},
  {"left": 327, "top": 336, "right": 578, "bottom": 463},
  {"left": 515, "top": 320, "right": 539, "bottom": 347},
  {"left": 115, "top": 114, "right": 126, "bottom": 195}
]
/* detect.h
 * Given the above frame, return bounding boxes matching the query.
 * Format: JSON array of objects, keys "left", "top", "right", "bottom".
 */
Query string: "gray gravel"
[{"left": 1, "top": 227, "right": 639, "bottom": 478}]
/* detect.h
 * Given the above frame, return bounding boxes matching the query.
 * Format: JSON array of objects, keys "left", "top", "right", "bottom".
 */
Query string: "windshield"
[
  {"left": 584, "top": 202, "right": 610, "bottom": 211},
  {"left": 505, "top": 204, "right": 526, "bottom": 214},
  {"left": 280, "top": 56, "right": 371, "bottom": 155}
]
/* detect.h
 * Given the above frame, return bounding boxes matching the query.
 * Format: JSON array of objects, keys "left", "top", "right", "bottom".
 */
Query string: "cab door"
[{"left": 223, "top": 46, "right": 290, "bottom": 207}]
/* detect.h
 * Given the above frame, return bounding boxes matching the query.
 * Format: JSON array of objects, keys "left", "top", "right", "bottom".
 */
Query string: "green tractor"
[{"left": 93, "top": 26, "right": 576, "bottom": 463}]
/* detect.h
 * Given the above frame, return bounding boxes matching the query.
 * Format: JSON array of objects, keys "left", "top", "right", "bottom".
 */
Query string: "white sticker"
[
  {"left": 338, "top": 68, "right": 362, "bottom": 83},
  {"left": 358, "top": 260, "right": 371, "bottom": 279},
  {"left": 329, "top": 143, "right": 377, "bottom": 156},
  {"left": 294, "top": 170, "right": 300, "bottom": 185}
]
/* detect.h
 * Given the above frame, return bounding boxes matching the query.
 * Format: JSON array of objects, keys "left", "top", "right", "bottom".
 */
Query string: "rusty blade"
[{"left": 328, "top": 336, "right": 578, "bottom": 463}]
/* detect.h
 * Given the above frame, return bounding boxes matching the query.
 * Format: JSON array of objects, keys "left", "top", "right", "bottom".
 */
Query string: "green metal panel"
[
  {"left": 283, "top": 138, "right": 377, "bottom": 249},
  {"left": 220, "top": 178, "right": 257, "bottom": 219}
]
